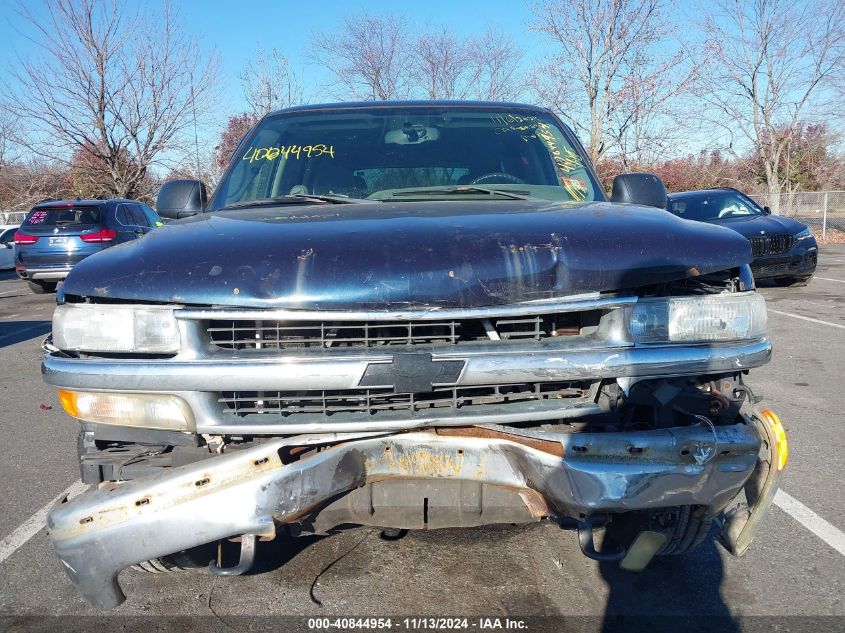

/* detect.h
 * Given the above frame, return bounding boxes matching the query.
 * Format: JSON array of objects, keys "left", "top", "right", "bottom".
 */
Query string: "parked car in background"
[
  {"left": 667, "top": 188, "right": 817, "bottom": 286},
  {"left": 14, "top": 199, "right": 162, "bottom": 293},
  {"left": 0, "top": 225, "right": 19, "bottom": 270}
]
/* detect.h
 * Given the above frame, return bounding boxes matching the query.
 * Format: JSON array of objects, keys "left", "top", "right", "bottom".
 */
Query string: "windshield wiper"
[
  {"left": 389, "top": 186, "right": 533, "bottom": 201},
  {"left": 220, "top": 194, "right": 372, "bottom": 210}
]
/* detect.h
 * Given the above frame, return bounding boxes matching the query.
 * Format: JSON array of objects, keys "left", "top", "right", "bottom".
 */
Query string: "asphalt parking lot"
[{"left": 1, "top": 249, "right": 844, "bottom": 630}]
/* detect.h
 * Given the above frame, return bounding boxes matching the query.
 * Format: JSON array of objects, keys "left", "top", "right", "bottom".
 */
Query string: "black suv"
[
  {"left": 667, "top": 188, "right": 818, "bottom": 286},
  {"left": 14, "top": 199, "right": 162, "bottom": 293}
]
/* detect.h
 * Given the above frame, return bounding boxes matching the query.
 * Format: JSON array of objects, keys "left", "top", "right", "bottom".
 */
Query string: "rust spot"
[
  {"left": 254, "top": 457, "right": 269, "bottom": 466},
  {"left": 383, "top": 447, "right": 466, "bottom": 476},
  {"left": 436, "top": 426, "right": 564, "bottom": 458},
  {"left": 298, "top": 248, "right": 314, "bottom": 262},
  {"left": 519, "top": 490, "right": 553, "bottom": 519},
  {"left": 135, "top": 498, "right": 150, "bottom": 507},
  {"left": 195, "top": 477, "right": 211, "bottom": 487},
  {"left": 687, "top": 267, "right": 700, "bottom": 277},
  {"left": 79, "top": 516, "right": 93, "bottom": 525}
]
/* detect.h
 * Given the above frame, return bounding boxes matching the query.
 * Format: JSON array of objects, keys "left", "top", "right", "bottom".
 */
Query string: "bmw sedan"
[{"left": 667, "top": 188, "right": 817, "bottom": 286}]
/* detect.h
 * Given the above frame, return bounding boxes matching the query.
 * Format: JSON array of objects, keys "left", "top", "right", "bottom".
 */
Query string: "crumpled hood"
[{"left": 60, "top": 199, "right": 752, "bottom": 309}]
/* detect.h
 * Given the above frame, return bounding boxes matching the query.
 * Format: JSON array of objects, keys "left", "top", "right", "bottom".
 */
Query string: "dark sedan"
[{"left": 667, "top": 188, "right": 817, "bottom": 286}]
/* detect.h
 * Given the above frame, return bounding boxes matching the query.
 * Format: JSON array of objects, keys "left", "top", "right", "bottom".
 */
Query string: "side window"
[
  {"left": 116, "top": 204, "right": 133, "bottom": 226},
  {"left": 129, "top": 204, "right": 151, "bottom": 228},
  {"left": 0, "top": 229, "right": 15, "bottom": 245},
  {"left": 140, "top": 204, "right": 164, "bottom": 227}
]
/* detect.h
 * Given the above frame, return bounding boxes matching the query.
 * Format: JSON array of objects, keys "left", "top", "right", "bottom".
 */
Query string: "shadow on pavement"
[
  {"left": 599, "top": 534, "right": 738, "bottom": 632},
  {"left": 0, "top": 320, "right": 51, "bottom": 349}
]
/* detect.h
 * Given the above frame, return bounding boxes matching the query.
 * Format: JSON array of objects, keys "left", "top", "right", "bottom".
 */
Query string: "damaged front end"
[
  {"left": 43, "top": 262, "right": 784, "bottom": 609},
  {"left": 49, "top": 414, "right": 783, "bottom": 609}
]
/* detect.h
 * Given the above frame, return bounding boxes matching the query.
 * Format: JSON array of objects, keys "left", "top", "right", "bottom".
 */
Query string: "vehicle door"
[{"left": 0, "top": 227, "right": 16, "bottom": 269}]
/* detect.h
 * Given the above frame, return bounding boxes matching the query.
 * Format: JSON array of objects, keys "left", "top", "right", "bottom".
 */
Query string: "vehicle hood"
[
  {"left": 60, "top": 200, "right": 752, "bottom": 309},
  {"left": 705, "top": 214, "right": 807, "bottom": 238}
]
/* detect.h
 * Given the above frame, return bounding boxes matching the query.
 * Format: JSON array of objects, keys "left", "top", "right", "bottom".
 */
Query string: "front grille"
[
  {"left": 207, "top": 312, "right": 595, "bottom": 350},
  {"left": 749, "top": 234, "right": 795, "bottom": 257},
  {"left": 751, "top": 262, "right": 796, "bottom": 275},
  {"left": 219, "top": 381, "right": 591, "bottom": 416}
]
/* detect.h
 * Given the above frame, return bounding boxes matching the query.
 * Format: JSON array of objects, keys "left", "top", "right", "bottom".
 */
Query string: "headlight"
[
  {"left": 53, "top": 304, "right": 180, "bottom": 353},
  {"left": 795, "top": 228, "right": 813, "bottom": 240},
  {"left": 630, "top": 292, "right": 767, "bottom": 343},
  {"left": 58, "top": 389, "right": 194, "bottom": 431}
]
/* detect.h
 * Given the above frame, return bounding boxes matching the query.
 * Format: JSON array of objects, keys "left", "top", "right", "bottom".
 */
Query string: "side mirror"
[
  {"left": 763, "top": 206, "right": 772, "bottom": 216},
  {"left": 156, "top": 179, "right": 208, "bottom": 220},
  {"left": 610, "top": 173, "right": 667, "bottom": 209},
  {"left": 3, "top": 242, "right": 12, "bottom": 249}
]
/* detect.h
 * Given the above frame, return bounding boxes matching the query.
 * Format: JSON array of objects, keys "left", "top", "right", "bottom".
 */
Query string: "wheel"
[
  {"left": 131, "top": 550, "right": 207, "bottom": 573},
  {"left": 470, "top": 172, "right": 525, "bottom": 185},
  {"left": 28, "top": 280, "right": 57, "bottom": 294},
  {"left": 773, "top": 276, "right": 811, "bottom": 287},
  {"left": 605, "top": 506, "right": 713, "bottom": 557}
]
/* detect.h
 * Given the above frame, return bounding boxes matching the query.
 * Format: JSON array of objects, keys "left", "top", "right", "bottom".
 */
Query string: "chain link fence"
[
  {"left": 750, "top": 191, "right": 845, "bottom": 240},
  {"left": 0, "top": 211, "right": 27, "bottom": 225}
]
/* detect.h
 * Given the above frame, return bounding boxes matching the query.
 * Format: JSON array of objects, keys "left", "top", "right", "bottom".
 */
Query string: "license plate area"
[{"left": 49, "top": 236, "right": 68, "bottom": 246}]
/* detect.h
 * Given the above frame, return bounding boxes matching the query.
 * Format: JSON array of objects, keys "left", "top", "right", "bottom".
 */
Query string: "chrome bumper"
[
  {"left": 48, "top": 422, "right": 761, "bottom": 609},
  {"left": 18, "top": 267, "right": 72, "bottom": 280},
  {"left": 42, "top": 339, "right": 771, "bottom": 434}
]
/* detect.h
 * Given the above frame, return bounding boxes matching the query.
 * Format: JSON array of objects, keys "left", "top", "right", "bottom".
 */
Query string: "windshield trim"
[{"left": 205, "top": 104, "right": 605, "bottom": 212}]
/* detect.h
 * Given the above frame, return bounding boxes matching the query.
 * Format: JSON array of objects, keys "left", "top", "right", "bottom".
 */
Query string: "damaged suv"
[{"left": 44, "top": 102, "right": 786, "bottom": 608}]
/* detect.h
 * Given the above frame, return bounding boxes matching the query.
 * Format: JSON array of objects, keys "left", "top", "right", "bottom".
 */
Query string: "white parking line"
[
  {"left": 774, "top": 489, "right": 845, "bottom": 557},
  {"left": 0, "top": 481, "right": 88, "bottom": 566},
  {"left": 814, "top": 276, "right": 845, "bottom": 284},
  {"left": 768, "top": 309, "right": 845, "bottom": 330}
]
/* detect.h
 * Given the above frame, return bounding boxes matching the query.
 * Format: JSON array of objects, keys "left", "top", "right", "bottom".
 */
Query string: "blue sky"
[{"left": 0, "top": 0, "right": 548, "bottom": 141}]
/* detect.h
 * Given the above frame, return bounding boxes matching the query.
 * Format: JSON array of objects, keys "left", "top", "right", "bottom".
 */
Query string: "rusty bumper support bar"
[{"left": 48, "top": 424, "right": 761, "bottom": 609}]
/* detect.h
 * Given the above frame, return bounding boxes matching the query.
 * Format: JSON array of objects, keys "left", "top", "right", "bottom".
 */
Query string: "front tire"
[
  {"left": 132, "top": 550, "right": 207, "bottom": 573},
  {"left": 27, "top": 280, "right": 57, "bottom": 294},
  {"left": 606, "top": 506, "right": 713, "bottom": 557}
]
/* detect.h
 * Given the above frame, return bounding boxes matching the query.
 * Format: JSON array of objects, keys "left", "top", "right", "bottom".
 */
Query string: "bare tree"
[
  {"left": 466, "top": 28, "right": 524, "bottom": 102},
  {"left": 241, "top": 45, "right": 303, "bottom": 115},
  {"left": 696, "top": 0, "right": 845, "bottom": 199},
  {"left": 528, "top": 0, "right": 695, "bottom": 165},
  {"left": 2, "top": 0, "right": 218, "bottom": 199},
  {"left": 311, "top": 12, "right": 411, "bottom": 100},
  {"left": 412, "top": 27, "right": 471, "bottom": 99}
]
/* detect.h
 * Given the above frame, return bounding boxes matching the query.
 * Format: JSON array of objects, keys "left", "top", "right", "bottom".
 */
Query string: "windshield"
[
  {"left": 209, "top": 105, "right": 602, "bottom": 210},
  {"left": 668, "top": 192, "right": 763, "bottom": 221},
  {"left": 24, "top": 205, "right": 103, "bottom": 227}
]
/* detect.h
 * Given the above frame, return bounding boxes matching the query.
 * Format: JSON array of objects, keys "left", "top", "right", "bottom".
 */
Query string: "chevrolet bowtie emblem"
[{"left": 359, "top": 353, "right": 465, "bottom": 393}]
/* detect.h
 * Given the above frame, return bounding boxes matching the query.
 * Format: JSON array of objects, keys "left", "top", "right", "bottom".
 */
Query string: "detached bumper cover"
[{"left": 48, "top": 423, "right": 761, "bottom": 609}]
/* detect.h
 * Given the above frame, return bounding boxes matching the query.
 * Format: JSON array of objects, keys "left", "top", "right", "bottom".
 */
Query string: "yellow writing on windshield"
[{"left": 242, "top": 144, "right": 335, "bottom": 162}]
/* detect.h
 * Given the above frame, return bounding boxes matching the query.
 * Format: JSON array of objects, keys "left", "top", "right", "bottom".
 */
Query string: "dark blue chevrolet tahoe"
[
  {"left": 14, "top": 199, "right": 162, "bottom": 294},
  {"left": 42, "top": 102, "right": 786, "bottom": 608}
]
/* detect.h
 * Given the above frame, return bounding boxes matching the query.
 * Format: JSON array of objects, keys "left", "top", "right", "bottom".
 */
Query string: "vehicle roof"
[
  {"left": 667, "top": 188, "right": 739, "bottom": 199},
  {"left": 33, "top": 199, "right": 137, "bottom": 208},
  {"left": 267, "top": 100, "right": 553, "bottom": 117}
]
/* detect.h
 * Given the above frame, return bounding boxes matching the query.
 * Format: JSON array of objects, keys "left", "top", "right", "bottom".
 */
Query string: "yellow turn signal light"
[
  {"left": 57, "top": 389, "right": 194, "bottom": 432},
  {"left": 758, "top": 407, "right": 788, "bottom": 471}
]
